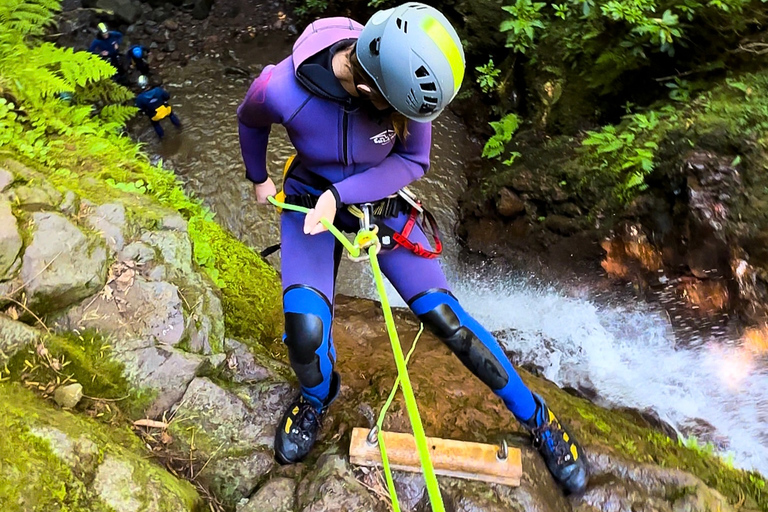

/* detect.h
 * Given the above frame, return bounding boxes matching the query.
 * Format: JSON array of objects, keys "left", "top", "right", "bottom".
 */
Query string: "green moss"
[
  {"left": 6, "top": 330, "right": 155, "bottom": 418},
  {"left": 188, "top": 216, "right": 282, "bottom": 344},
  {"left": 0, "top": 383, "right": 202, "bottom": 512},
  {"left": 527, "top": 373, "right": 768, "bottom": 510}
]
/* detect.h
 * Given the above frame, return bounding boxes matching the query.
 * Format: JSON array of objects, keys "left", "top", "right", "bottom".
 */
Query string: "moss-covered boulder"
[{"left": 0, "top": 383, "right": 203, "bottom": 512}]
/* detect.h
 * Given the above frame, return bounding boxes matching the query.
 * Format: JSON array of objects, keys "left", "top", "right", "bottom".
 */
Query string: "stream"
[{"left": 132, "top": 35, "right": 768, "bottom": 477}]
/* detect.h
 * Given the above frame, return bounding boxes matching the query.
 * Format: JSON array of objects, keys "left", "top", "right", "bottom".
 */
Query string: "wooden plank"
[{"left": 349, "top": 427, "right": 522, "bottom": 487}]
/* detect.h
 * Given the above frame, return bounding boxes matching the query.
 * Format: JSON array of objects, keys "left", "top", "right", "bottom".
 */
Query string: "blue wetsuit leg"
[
  {"left": 280, "top": 206, "right": 342, "bottom": 410},
  {"left": 377, "top": 213, "right": 536, "bottom": 422},
  {"left": 151, "top": 120, "right": 164, "bottom": 138}
]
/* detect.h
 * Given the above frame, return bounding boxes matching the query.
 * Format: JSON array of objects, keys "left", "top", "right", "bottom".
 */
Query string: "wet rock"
[
  {"left": 205, "top": 451, "right": 275, "bottom": 506},
  {"left": 678, "top": 418, "right": 730, "bottom": 452},
  {"left": 161, "top": 213, "right": 187, "bottom": 231},
  {"left": 58, "top": 273, "right": 186, "bottom": 346},
  {"left": 544, "top": 215, "right": 579, "bottom": 236},
  {"left": 84, "top": 0, "right": 141, "bottom": 24},
  {"left": 585, "top": 451, "right": 733, "bottom": 512},
  {"left": 140, "top": 230, "right": 193, "bottom": 279},
  {"left": 93, "top": 454, "right": 195, "bottom": 512},
  {"left": 0, "top": 314, "right": 44, "bottom": 363},
  {"left": 59, "top": 190, "right": 79, "bottom": 216},
  {"left": 29, "top": 425, "right": 100, "bottom": 474},
  {"left": 5, "top": 384, "right": 201, "bottom": 511},
  {"left": 118, "top": 344, "right": 202, "bottom": 417},
  {"left": 169, "top": 377, "right": 293, "bottom": 507},
  {"left": 0, "top": 200, "right": 22, "bottom": 279},
  {"left": 0, "top": 168, "right": 13, "bottom": 192},
  {"left": 496, "top": 187, "right": 526, "bottom": 218},
  {"left": 85, "top": 202, "right": 126, "bottom": 253},
  {"left": 556, "top": 202, "right": 582, "bottom": 218},
  {"left": 54, "top": 383, "right": 83, "bottom": 408},
  {"left": 138, "top": 230, "right": 225, "bottom": 352},
  {"left": 119, "top": 241, "right": 156, "bottom": 266},
  {"left": 190, "top": 0, "right": 214, "bottom": 19},
  {"left": 162, "top": 19, "right": 179, "bottom": 30},
  {"left": 21, "top": 212, "right": 107, "bottom": 314},
  {"left": 616, "top": 407, "right": 678, "bottom": 441},
  {"left": 223, "top": 338, "right": 271, "bottom": 383},
  {"left": 8, "top": 183, "right": 63, "bottom": 211},
  {"left": 296, "top": 450, "right": 383, "bottom": 511},
  {"left": 238, "top": 477, "right": 296, "bottom": 512}
]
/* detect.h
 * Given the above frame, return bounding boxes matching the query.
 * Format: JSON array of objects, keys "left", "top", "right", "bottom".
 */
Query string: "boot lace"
[
  {"left": 532, "top": 421, "right": 571, "bottom": 464},
  {"left": 293, "top": 398, "right": 322, "bottom": 437}
]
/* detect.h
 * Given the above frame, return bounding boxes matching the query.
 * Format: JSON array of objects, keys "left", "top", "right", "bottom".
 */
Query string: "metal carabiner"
[{"left": 359, "top": 202, "right": 374, "bottom": 232}]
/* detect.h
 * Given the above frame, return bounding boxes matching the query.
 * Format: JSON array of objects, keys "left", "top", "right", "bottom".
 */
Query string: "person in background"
[
  {"left": 237, "top": 2, "right": 589, "bottom": 496},
  {"left": 127, "top": 44, "right": 150, "bottom": 76},
  {"left": 88, "top": 23, "right": 123, "bottom": 73},
  {"left": 134, "top": 75, "right": 181, "bottom": 139}
]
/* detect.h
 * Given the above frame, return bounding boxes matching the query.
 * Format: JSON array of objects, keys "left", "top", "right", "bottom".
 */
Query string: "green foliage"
[
  {"left": 482, "top": 113, "right": 521, "bottom": 165},
  {"left": 476, "top": 59, "right": 501, "bottom": 94},
  {"left": 500, "top": 0, "right": 546, "bottom": 53},
  {"left": 580, "top": 109, "right": 666, "bottom": 201},
  {"left": 294, "top": 0, "right": 329, "bottom": 16},
  {"left": 0, "top": 0, "right": 137, "bottom": 168}
]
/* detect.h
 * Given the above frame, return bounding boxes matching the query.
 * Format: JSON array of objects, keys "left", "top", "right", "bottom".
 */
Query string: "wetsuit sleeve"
[
  {"left": 332, "top": 121, "right": 431, "bottom": 205},
  {"left": 88, "top": 40, "right": 101, "bottom": 53},
  {"left": 161, "top": 89, "right": 170, "bottom": 102},
  {"left": 237, "top": 66, "right": 281, "bottom": 184}
]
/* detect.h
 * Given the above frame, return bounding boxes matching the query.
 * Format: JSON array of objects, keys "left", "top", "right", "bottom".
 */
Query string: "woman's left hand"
[{"left": 304, "top": 190, "right": 337, "bottom": 235}]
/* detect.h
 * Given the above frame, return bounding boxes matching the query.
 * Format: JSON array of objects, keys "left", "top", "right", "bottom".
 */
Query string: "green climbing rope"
[{"left": 267, "top": 195, "right": 445, "bottom": 512}]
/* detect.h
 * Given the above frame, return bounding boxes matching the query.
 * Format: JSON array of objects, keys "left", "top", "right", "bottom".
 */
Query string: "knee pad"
[
  {"left": 283, "top": 286, "right": 333, "bottom": 388},
  {"left": 411, "top": 290, "right": 509, "bottom": 391}
]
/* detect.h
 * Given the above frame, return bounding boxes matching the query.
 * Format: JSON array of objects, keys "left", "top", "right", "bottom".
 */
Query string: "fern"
[
  {"left": 0, "top": 0, "right": 138, "bottom": 164},
  {"left": 482, "top": 113, "right": 521, "bottom": 160}
]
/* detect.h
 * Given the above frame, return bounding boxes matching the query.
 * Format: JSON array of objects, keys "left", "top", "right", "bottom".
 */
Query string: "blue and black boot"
[
  {"left": 274, "top": 372, "right": 340, "bottom": 464},
  {"left": 521, "top": 393, "right": 588, "bottom": 494}
]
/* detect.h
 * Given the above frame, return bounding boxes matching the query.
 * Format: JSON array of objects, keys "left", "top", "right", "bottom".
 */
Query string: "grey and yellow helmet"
[
  {"left": 97, "top": 22, "right": 108, "bottom": 35},
  {"left": 137, "top": 75, "right": 149, "bottom": 89},
  {"left": 356, "top": 2, "right": 465, "bottom": 122}
]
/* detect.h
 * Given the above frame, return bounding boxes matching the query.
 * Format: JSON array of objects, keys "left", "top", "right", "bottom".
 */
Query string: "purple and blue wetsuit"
[{"left": 237, "top": 17, "right": 536, "bottom": 422}]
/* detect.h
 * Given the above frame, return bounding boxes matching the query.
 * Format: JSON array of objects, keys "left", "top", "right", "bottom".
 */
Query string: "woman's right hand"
[{"left": 253, "top": 178, "right": 277, "bottom": 204}]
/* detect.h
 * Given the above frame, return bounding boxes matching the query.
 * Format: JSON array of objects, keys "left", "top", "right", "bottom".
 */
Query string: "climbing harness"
[
  {"left": 260, "top": 156, "right": 443, "bottom": 260},
  {"left": 267, "top": 196, "right": 521, "bottom": 512}
]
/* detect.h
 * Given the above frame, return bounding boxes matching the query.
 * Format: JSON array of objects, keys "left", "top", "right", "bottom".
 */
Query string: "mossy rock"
[{"left": 0, "top": 383, "right": 203, "bottom": 512}]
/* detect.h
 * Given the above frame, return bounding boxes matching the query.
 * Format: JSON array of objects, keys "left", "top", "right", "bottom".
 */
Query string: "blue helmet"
[{"left": 131, "top": 45, "right": 143, "bottom": 59}]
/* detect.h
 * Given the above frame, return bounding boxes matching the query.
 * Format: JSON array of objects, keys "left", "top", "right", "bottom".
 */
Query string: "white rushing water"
[{"left": 451, "top": 267, "right": 768, "bottom": 476}]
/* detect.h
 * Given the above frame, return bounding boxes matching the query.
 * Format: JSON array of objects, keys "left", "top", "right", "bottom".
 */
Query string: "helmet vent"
[
  {"left": 415, "top": 66, "right": 430, "bottom": 78},
  {"left": 419, "top": 103, "right": 437, "bottom": 114},
  {"left": 395, "top": 18, "right": 408, "bottom": 32},
  {"left": 420, "top": 82, "right": 436, "bottom": 91},
  {"left": 368, "top": 38, "right": 381, "bottom": 56},
  {"left": 406, "top": 89, "right": 419, "bottom": 108}
]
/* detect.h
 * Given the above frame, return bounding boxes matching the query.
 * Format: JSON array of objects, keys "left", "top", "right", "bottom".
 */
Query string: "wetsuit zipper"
[{"left": 342, "top": 111, "right": 349, "bottom": 166}]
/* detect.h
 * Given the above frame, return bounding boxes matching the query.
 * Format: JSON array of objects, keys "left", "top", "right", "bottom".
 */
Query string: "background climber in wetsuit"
[{"left": 134, "top": 75, "right": 181, "bottom": 139}]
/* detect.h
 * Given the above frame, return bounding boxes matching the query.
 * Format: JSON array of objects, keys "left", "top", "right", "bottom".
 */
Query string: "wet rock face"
[
  {"left": 21, "top": 211, "right": 108, "bottom": 314},
  {"left": 296, "top": 451, "right": 384, "bottom": 512},
  {"left": 5, "top": 384, "right": 201, "bottom": 512},
  {"left": 168, "top": 377, "right": 294, "bottom": 507},
  {"left": 0, "top": 200, "right": 22, "bottom": 280}
]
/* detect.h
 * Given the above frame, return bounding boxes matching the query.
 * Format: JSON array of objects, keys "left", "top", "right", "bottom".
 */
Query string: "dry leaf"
[
  {"left": 161, "top": 431, "right": 174, "bottom": 445},
  {"left": 133, "top": 419, "right": 169, "bottom": 429}
]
